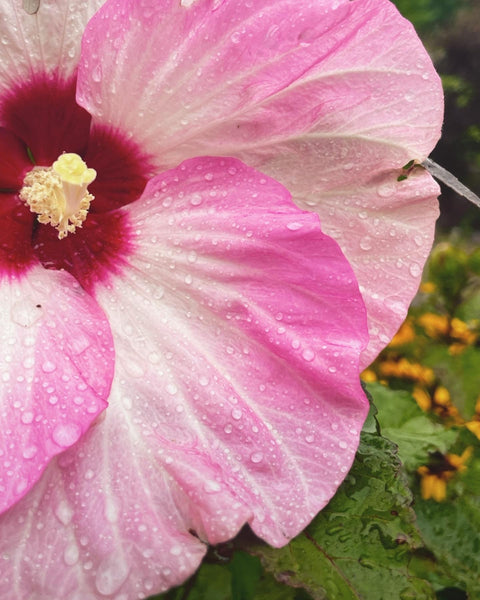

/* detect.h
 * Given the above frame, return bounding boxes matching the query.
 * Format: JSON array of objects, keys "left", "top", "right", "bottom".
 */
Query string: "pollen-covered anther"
[{"left": 20, "top": 152, "right": 97, "bottom": 239}]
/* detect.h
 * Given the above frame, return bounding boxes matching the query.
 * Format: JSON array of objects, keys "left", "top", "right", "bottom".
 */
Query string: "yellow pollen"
[{"left": 20, "top": 153, "right": 97, "bottom": 239}]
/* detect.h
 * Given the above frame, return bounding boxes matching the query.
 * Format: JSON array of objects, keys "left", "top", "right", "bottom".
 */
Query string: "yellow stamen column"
[{"left": 20, "top": 153, "right": 97, "bottom": 239}]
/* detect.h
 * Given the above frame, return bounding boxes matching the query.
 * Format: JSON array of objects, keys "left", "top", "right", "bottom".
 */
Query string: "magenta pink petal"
[
  {"left": 0, "top": 158, "right": 369, "bottom": 598},
  {"left": 0, "top": 264, "right": 114, "bottom": 514},
  {"left": 77, "top": 0, "right": 443, "bottom": 364},
  {"left": 96, "top": 157, "right": 369, "bottom": 547}
]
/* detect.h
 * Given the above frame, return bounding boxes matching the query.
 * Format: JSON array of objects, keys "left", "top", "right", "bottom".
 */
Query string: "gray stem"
[{"left": 423, "top": 158, "right": 480, "bottom": 209}]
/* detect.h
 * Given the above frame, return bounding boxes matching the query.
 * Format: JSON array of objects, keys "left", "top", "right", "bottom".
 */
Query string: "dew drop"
[
  {"left": 302, "top": 349, "right": 315, "bottom": 362},
  {"left": 95, "top": 551, "right": 130, "bottom": 595},
  {"left": 22, "top": 445, "right": 38, "bottom": 459},
  {"left": 190, "top": 193, "right": 202, "bottom": 206},
  {"left": 52, "top": 422, "right": 82, "bottom": 447},
  {"left": 413, "top": 235, "right": 424, "bottom": 247},
  {"left": 42, "top": 360, "right": 56, "bottom": 373},
  {"left": 55, "top": 500, "right": 74, "bottom": 525},
  {"left": 359, "top": 236, "right": 372, "bottom": 251},
  {"left": 21, "top": 411, "right": 34, "bottom": 424},
  {"left": 64, "top": 544, "right": 80, "bottom": 566},
  {"left": 231, "top": 408, "right": 242, "bottom": 420},
  {"left": 250, "top": 452, "right": 264, "bottom": 464},
  {"left": 409, "top": 263, "right": 422, "bottom": 277},
  {"left": 377, "top": 184, "right": 393, "bottom": 198},
  {"left": 23, "top": 356, "right": 35, "bottom": 369},
  {"left": 204, "top": 480, "right": 222, "bottom": 493},
  {"left": 92, "top": 64, "right": 102, "bottom": 83},
  {"left": 105, "top": 498, "right": 121, "bottom": 523},
  {"left": 286, "top": 222, "right": 303, "bottom": 231}
]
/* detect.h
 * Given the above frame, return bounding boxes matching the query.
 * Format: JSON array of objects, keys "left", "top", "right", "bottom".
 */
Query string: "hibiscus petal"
[
  {"left": 78, "top": 0, "right": 443, "bottom": 365},
  {"left": 0, "top": 264, "right": 114, "bottom": 514},
  {"left": 98, "top": 156, "right": 370, "bottom": 545},
  {"left": 0, "top": 0, "right": 104, "bottom": 93},
  {"left": 0, "top": 157, "right": 368, "bottom": 598}
]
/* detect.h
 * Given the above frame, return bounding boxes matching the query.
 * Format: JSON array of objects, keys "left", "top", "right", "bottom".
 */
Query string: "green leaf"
[
  {"left": 151, "top": 562, "right": 231, "bottom": 600},
  {"left": 241, "top": 427, "right": 434, "bottom": 600},
  {"left": 228, "top": 551, "right": 262, "bottom": 600},
  {"left": 415, "top": 495, "right": 480, "bottom": 598},
  {"left": 151, "top": 550, "right": 313, "bottom": 600},
  {"left": 366, "top": 383, "right": 458, "bottom": 469}
]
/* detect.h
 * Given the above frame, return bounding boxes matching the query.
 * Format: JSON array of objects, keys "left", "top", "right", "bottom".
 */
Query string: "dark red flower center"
[{"left": 0, "top": 74, "right": 154, "bottom": 292}]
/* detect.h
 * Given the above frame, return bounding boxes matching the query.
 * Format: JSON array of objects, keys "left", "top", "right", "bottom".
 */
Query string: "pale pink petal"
[
  {"left": 0, "top": 0, "right": 104, "bottom": 96},
  {"left": 0, "top": 158, "right": 368, "bottom": 598},
  {"left": 0, "top": 420, "right": 207, "bottom": 599},
  {"left": 78, "top": 0, "right": 443, "bottom": 365},
  {"left": 0, "top": 264, "right": 114, "bottom": 514}
]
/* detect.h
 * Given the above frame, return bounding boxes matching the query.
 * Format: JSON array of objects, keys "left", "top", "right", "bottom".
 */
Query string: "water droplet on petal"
[
  {"left": 92, "top": 64, "right": 102, "bottom": 83},
  {"left": 359, "top": 236, "right": 372, "bottom": 251},
  {"left": 64, "top": 543, "right": 80, "bottom": 566},
  {"left": 42, "top": 360, "right": 56, "bottom": 373},
  {"left": 95, "top": 551, "right": 130, "bottom": 595},
  {"left": 52, "top": 422, "right": 82, "bottom": 447},
  {"left": 302, "top": 349, "right": 315, "bottom": 362},
  {"left": 409, "top": 263, "right": 422, "bottom": 277},
  {"left": 250, "top": 452, "right": 264, "bottom": 464},
  {"left": 55, "top": 500, "right": 74, "bottom": 525},
  {"left": 231, "top": 408, "right": 242, "bottom": 420},
  {"left": 204, "top": 480, "right": 222, "bottom": 493},
  {"left": 22, "top": 445, "right": 38, "bottom": 459},
  {"left": 286, "top": 222, "right": 303, "bottom": 231}
]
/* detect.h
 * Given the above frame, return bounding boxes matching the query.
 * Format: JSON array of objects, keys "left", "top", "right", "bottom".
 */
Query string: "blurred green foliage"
[
  {"left": 393, "top": 0, "right": 464, "bottom": 34},
  {"left": 393, "top": 0, "right": 480, "bottom": 231}
]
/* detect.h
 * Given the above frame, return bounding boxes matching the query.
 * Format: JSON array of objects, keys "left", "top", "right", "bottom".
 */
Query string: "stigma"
[{"left": 20, "top": 153, "right": 97, "bottom": 239}]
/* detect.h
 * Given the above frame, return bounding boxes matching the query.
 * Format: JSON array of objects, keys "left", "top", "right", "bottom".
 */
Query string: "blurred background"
[{"left": 393, "top": 0, "right": 480, "bottom": 232}]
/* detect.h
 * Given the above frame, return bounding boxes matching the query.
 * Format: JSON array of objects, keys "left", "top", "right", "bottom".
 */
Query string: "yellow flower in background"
[
  {"left": 449, "top": 317, "right": 479, "bottom": 355},
  {"left": 379, "top": 358, "right": 435, "bottom": 385},
  {"left": 413, "top": 386, "right": 432, "bottom": 412},
  {"left": 418, "top": 448, "right": 473, "bottom": 502},
  {"left": 361, "top": 369, "right": 377, "bottom": 383},
  {"left": 418, "top": 313, "right": 450, "bottom": 339},
  {"left": 418, "top": 467, "right": 448, "bottom": 502},
  {"left": 465, "top": 397, "right": 480, "bottom": 440},
  {"left": 420, "top": 281, "right": 436, "bottom": 294},
  {"left": 389, "top": 319, "right": 416, "bottom": 346}
]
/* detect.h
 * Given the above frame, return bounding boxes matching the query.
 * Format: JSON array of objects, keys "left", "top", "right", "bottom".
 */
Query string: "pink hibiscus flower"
[{"left": 0, "top": 0, "right": 442, "bottom": 598}]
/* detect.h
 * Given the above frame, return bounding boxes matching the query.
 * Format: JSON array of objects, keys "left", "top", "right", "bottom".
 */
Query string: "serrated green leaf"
[
  {"left": 366, "top": 383, "right": 458, "bottom": 469},
  {"left": 240, "top": 427, "right": 434, "bottom": 600}
]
